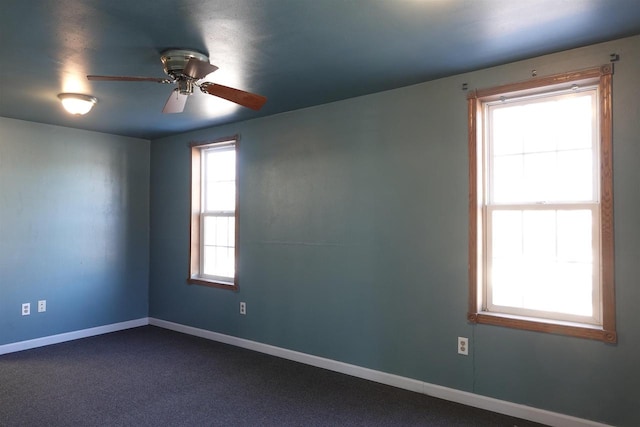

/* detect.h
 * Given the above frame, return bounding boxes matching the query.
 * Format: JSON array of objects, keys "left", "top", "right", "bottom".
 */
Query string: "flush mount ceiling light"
[{"left": 57, "top": 93, "right": 98, "bottom": 115}]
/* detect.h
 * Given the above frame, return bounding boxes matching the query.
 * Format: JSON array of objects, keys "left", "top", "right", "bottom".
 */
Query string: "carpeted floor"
[{"left": 0, "top": 326, "right": 546, "bottom": 426}]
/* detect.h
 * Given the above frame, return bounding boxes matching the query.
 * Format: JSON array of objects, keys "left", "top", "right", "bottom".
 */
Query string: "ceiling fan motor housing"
[
  {"left": 160, "top": 49, "right": 209, "bottom": 79},
  {"left": 177, "top": 79, "right": 194, "bottom": 95}
]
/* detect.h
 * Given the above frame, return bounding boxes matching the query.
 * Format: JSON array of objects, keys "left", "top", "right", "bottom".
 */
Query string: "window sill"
[
  {"left": 188, "top": 277, "right": 238, "bottom": 291},
  {"left": 467, "top": 311, "right": 617, "bottom": 343}
]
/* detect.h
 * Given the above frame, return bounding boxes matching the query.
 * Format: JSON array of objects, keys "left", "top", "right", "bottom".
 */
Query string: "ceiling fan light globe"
[{"left": 58, "top": 93, "right": 97, "bottom": 115}]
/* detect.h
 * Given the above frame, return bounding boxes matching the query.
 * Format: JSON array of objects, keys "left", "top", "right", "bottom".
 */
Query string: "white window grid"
[
  {"left": 199, "top": 143, "right": 236, "bottom": 284},
  {"left": 481, "top": 86, "right": 602, "bottom": 325}
]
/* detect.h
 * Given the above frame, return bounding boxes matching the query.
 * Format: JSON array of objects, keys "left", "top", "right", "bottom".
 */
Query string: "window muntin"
[
  {"left": 484, "top": 89, "right": 600, "bottom": 325},
  {"left": 486, "top": 206, "right": 600, "bottom": 324},
  {"left": 189, "top": 138, "right": 238, "bottom": 290},
  {"left": 468, "top": 65, "right": 616, "bottom": 342},
  {"left": 487, "top": 91, "right": 598, "bottom": 205},
  {"left": 201, "top": 144, "right": 236, "bottom": 283}
]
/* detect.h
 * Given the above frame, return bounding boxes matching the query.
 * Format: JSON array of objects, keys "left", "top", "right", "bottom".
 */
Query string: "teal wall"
[
  {"left": 150, "top": 35, "right": 640, "bottom": 426},
  {"left": 0, "top": 118, "right": 150, "bottom": 345}
]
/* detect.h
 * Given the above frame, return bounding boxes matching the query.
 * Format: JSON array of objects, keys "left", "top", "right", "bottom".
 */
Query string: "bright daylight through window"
[
  {"left": 468, "top": 66, "right": 616, "bottom": 342},
  {"left": 189, "top": 137, "right": 238, "bottom": 290}
]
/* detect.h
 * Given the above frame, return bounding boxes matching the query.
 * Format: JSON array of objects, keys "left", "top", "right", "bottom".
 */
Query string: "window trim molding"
[
  {"left": 467, "top": 65, "right": 616, "bottom": 343},
  {"left": 188, "top": 135, "right": 239, "bottom": 291}
]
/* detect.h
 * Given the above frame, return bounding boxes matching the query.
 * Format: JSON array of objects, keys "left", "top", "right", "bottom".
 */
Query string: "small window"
[
  {"left": 468, "top": 66, "right": 616, "bottom": 342},
  {"left": 189, "top": 137, "right": 238, "bottom": 290}
]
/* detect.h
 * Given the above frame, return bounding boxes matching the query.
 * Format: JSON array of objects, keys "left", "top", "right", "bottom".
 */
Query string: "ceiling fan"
[{"left": 87, "top": 49, "right": 266, "bottom": 113}]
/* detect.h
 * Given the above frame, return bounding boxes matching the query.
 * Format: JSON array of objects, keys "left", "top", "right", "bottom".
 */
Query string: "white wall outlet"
[
  {"left": 22, "top": 303, "right": 30, "bottom": 316},
  {"left": 38, "top": 300, "right": 46, "bottom": 313},
  {"left": 458, "top": 337, "right": 469, "bottom": 355},
  {"left": 240, "top": 301, "right": 246, "bottom": 315}
]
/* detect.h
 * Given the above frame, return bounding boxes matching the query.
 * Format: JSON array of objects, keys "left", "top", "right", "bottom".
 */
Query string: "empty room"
[{"left": 1, "top": 1, "right": 639, "bottom": 426}]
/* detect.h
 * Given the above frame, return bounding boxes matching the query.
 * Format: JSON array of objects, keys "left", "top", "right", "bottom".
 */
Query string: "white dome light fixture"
[{"left": 57, "top": 93, "right": 98, "bottom": 115}]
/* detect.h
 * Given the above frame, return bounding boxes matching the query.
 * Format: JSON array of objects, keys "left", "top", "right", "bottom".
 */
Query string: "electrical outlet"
[
  {"left": 22, "top": 303, "right": 30, "bottom": 316},
  {"left": 240, "top": 302, "right": 246, "bottom": 315},
  {"left": 38, "top": 300, "right": 46, "bottom": 313},
  {"left": 458, "top": 337, "right": 469, "bottom": 355}
]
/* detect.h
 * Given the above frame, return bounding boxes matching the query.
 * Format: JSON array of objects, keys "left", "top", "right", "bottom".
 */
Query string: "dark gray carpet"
[{"left": 0, "top": 326, "right": 545, "bottom": 426}]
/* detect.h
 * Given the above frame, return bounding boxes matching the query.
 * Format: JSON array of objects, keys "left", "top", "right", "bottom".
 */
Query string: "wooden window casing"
[
  {"left": 468, "top": 65, "right": 616, "bottom": 343},
  {"left": 189, "top": 136, "right": 239, "bottom": 291}
]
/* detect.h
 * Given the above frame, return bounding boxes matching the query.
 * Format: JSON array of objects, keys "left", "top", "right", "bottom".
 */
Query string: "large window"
[
  {"left": 189, "top": 137, "right": 238, "bottom": 290},
  {"left": 468, "top": 66, "right": 616, "bottom": 342}
]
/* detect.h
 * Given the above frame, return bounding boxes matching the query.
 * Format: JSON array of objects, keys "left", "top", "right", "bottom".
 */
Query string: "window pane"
[
  {"left": 489, "top": 91, "right": 596, "bottom": 205},
  {"left": 556, "top": 149, "right": 593, "bottom": 201},
  {"left": 490, "top": 209, "right": 595, "bottom": 317},
  {"left": 203, "top": 246, "right": 235, "bottom": 278},
  {"left": 204, "top": 216, "right": 235, "bottom": 247},
  {"left": 206, "top": 181, "right": 236, "bottom": 212},
  {"left": 553, "top": 262, "right": 593, "bottom": 316},
  {"left": 492, "top": 107, "right": 524, "bottom": 156},
  {"left": 205, "top": 149, "right": 235, "bottom": 181},
  {"left": 491, "top": 258, "right": 524, "bottom": 307},
  {"left": 557, "top": 210, "right": 592, "bottom": 263},
  {"left": 492, "top": 258, "right": 593, "bottom": 316},
  {"left": 522, "top": 210, "right": 556, "bottom": 260},
  {"left": 203, "top": 215, "right": 235, "bottom": 279},
  {"left": 492, "top": 154, "right": 523, "bottom": 203},
  {"left": 523, "top": 152, "right": 556, "bottom": 201},
  {"left": 556, "top": 95, "right": 594, "bottom": 151},
  {"left": 520, "top": 260, "right": 557, "bottom": 311},
  {"left": 204, "top": 147, "right": 236, "bottom": 212},
  {"left": 522, "top": 101, "right": 558, "bottom": 154},
  {"left": 491, "top": 211, "right": 522, "bottom": 258}
]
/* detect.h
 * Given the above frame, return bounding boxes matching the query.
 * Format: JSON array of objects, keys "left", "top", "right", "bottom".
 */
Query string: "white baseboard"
[
  {"left": 0, "top": 318, "right": 149, "bottom": 355},
  {"left": 149, "top": 317, "right": 610, "bottom": 427}
]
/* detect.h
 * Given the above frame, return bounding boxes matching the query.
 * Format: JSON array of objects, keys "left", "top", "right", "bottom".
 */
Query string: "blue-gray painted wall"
[
  {"left": 0, "top": 118, "right": 150, "bottom": 344},
  {"left": 150, "top": 36, "right": 640, "bottom": 426}
]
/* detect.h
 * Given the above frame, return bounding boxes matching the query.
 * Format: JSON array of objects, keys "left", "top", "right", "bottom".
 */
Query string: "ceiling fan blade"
[
  {"left": 88, "top": 75, "right": 169, "bottom": 83},
  {"left": 162, "top": 89, "right": 188, "bottom": 114},
  {"left": 200, "top": 83, "right": 267, "bottom": 110},
  {"left": 183, "top": 58, "right": 218, "bottom": 79}
]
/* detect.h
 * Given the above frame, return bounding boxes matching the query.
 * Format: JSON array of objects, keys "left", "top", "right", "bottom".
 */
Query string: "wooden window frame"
[
  {"left": 467, "top": 65, "right": 616, "bottom": 343},
  {"left": 188, "top": 136, "right": 239, "bottom": 291}
]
